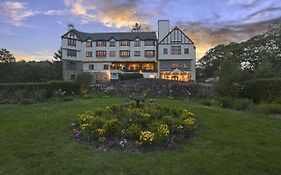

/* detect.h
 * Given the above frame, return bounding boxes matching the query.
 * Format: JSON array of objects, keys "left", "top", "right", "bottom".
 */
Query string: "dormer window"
[
  {"left": 110, "top": 40, "right": 116, "bottom": 47},
  {"left": 86, "top": 41, "right": 92, "bottom": 47},
  {"left": 144, "top": 40, "right": 155, "bottom": 46},
  {"left": 120, "top": 40, "right": 130, "bottom": 46},
  {"left": 134, "top": 40, "right": 140, "bottom": 47},
  {"left": 96, "top": 41, "right": 106, "bottom": 47},
  {"left": 68, "top": 39, "right": 76, "bottom": 46}
]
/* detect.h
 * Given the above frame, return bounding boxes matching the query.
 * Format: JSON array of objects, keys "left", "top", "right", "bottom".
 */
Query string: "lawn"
[{"left": 1, "top": 97, "right": 281, "bottom": 175}]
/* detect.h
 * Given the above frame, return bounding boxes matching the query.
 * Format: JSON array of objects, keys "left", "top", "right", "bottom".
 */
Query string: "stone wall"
[{"left": 90, "top": 79, "right": 213, "bottom": 98}]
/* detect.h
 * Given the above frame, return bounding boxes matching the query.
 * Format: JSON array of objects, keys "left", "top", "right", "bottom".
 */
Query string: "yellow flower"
[
  {"left": 139, "top": 131, "right": 155, "bottom": 143},
  {"left": 96, "top": 128, "right": 106, "bottom": 135},
  {"left": 80, "top": 124, "right": 90, "bottom": 130},
  {"left": 183, "top": 117, "right": 195, "bottom": 125},
  {"left": 157, "top": 124, "right": 170, "bottom": 136}
]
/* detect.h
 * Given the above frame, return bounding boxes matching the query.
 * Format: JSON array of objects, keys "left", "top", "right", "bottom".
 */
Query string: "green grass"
[{"left": 1, "top": 97, "right": 281, "bottom": 175}]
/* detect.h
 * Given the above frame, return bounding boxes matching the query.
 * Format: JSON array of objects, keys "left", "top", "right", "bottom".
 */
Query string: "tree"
[
  {"left": 53, "top": 48, "right": 62, "bottom": 61},
  {"left": 0, "top": 48, "right": 16, "bottom": 63},
  {"left": 131, "top": 23, "right": 143, "bottom": 32}
]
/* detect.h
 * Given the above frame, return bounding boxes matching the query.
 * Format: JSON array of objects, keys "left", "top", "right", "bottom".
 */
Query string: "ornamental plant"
[{"left": 70, "top": 101, "right": 198, "bottom": 152}]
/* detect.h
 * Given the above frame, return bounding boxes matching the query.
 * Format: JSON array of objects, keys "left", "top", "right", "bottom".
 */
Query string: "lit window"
[
  {"left": 119, "top": 50, "right": 130, "bottom": 57},
  {"left": 89, "top": 64, "right": 94, "bottom": 70},
  {"left": 145, "top": 50, "right": 155, "bottom": 57},
  {"left": 86, "top": 41, "right": 92, "bottom": 47},
  {"left": 134, "top": 40, "right": 140, "bottom": 47},
  {"left": 163, "top": 48, "right": 168, "bottom": 54},
  {"left": 120, "top": 40, "right": 130, "bottom": 46},
  {"left": 96, "top": 41, "right": 106, "bottom": 47},
  {"left": 184, "top": 48, "right": 189, "bottom": 54},
  {"left": 145, "top": 40, "right": 155, "bottom": 46},
  {"left": 109, "top": 51, "right": 116, "bottom": 57},
  {"left": 128, "top": 63, "right": 141, "bottom": 71},
  {"left": 96, "top": 51, "right": 106, "bottom": 57},
  {"left": 134, "top": 51, "right": 141, "bottom": 57},
  {"left": 68, "top": 39, "right": 76, "bottom": 46},
  {"left": 142, "top": 63, "right": 155, "bottom": 71},
  {"left": 171, "top": 46, "right": 181, "bottom": 55},
  {"left": 86, "top": 52, "right": 92, "bottom": 57},
  {"left": 110, "top": 41, "right": 116, "bottom": 47}
]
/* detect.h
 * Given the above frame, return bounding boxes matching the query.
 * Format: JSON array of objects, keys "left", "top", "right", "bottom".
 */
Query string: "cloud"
[
  {"left": 44, "top": 9, "right": 68, "bottom": 16},
  {"left": 177, "top": 17, "right": 281, "bottom": 59},
  {"left": 0, "top": 1, "right": 37, "bottom": 26},
  {"left": 245, "top": 7, "right": 281, "bottom": 23},
  {"left": 63, "top": 0, "right": 155, "bottom": 30},
  {"left": 226, "top": 0, "right": 260, "bottom": 6}
]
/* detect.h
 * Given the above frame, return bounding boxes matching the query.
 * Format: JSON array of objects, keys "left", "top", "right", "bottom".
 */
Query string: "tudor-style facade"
[
  {"left": 61, "top": 20, "right": 196, "bottom": 82},
  {"left": 158, "top": 20, "right": 196, "bottom": 81}
]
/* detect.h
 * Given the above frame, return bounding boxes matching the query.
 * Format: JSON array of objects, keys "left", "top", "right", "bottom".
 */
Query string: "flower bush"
[{"left": 70, "top": 101, "right": 198, "bottom": 152}]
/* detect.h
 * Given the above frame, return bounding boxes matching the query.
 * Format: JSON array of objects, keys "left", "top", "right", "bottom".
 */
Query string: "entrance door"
[{"left": 172, "top": 76, "right": 178, "bottom": 81}]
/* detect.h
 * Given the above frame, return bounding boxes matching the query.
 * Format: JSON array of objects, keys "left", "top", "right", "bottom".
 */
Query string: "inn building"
[{"left": 61, "top": 20, "right": 196, "bottom": 82}]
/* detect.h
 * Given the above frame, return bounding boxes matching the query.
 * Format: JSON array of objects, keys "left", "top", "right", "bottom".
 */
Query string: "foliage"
[
  {"left": 53, "top": 48, "right": 62, "bottom": 61},
  {"left": 0, "top": 48, "right": 16, "bottom": 63},
  {"left": 131, "top": 23, "right": 143, "bottom": 32},
  {"left": 118, "top": 73, "right": 143, "bottom": 80},
  {"left": 0, "top": 61, "right": 62, "bottom": 83},
  {"left": 70, "top": 102, "right": 198, "bottom": 151},
  {"left": 255, "top": 103, "right": 281, "bottom": 114},
  {"left": 197, "top": 22, "right": 281, "bottom": 102},
  {"left": 214, "top": 97, "right": 254, "bottom": 110},
  {"left": 240, "top": 78, "right": 281, "bottom": 103},
  {"left": 75, "top": 73, "right": 92, "bottom": 95},
  {"left": 0, "top": 81, "right": 79, "bottom": 104}
]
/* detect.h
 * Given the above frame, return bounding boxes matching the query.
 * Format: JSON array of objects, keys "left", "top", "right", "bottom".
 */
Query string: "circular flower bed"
[{"left": 70, "top": 101, "right": 198, "bottom": 152}]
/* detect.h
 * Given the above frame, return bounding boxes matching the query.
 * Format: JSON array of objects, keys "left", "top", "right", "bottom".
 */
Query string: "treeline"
[{"left": 0, "top": 61, "right": 62, "bottom": 83}]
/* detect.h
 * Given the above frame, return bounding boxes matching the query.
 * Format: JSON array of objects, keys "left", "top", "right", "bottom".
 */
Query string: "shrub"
[
  {"left": 126, "top": 124, "right": 141, "bottom": 139},
  {"left": 161, "top": 115, "right": 174, "bottom": 127},
  {"left": 75, "top": 73, "right": 92, "bottom": 95},
  {"left": 103, "top": 119, "right": 121, "bottom": 136},
  {"left": 118, "top": 73, "right": 143, "bottom": 80},
  {"left": 241, "top": 78, "right": 281, "bottom": 103},
  {"left": 70, "top": 102, "right": 198, "bottom": 152},
  {"left": 214, "top": 97, "right": 254, "bottom": 110},
  {"left": 255, "top": 103, "right": 281, "bottom": 114}
]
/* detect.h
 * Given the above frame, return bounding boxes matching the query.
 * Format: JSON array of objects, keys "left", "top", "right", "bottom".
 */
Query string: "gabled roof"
[
  {"left": 62, "top": 29, "right": 157, "bottom": 41},
  {"left": 158, "top": 26, "right": 194, "bottom": 45}
]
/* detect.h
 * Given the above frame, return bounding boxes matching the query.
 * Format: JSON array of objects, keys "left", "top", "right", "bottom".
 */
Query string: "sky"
[{"left": 0, "top": 0, "right": 281, "bottom": 61}]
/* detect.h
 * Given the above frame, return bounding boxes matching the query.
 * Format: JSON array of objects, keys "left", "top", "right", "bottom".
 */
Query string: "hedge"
[
  {"left": 118, "top": 73, "right": 143, "bottom": 80},
  {"left": 0, "top": 81, "right": 80, "bottom": 97},
  {"left": 240, "top": 78, "right": 281, "bottom": 103}
]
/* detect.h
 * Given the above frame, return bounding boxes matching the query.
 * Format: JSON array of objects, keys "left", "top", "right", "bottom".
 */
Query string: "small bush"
[
  {"left": 215, "top": 97, "right": 254, "bottom": 110},
  {"left": 255, "top": 103, "right": 281, "bottom": 114},
  {"left": 118, "top": 73, "right": 143, "bottom": 80}
]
